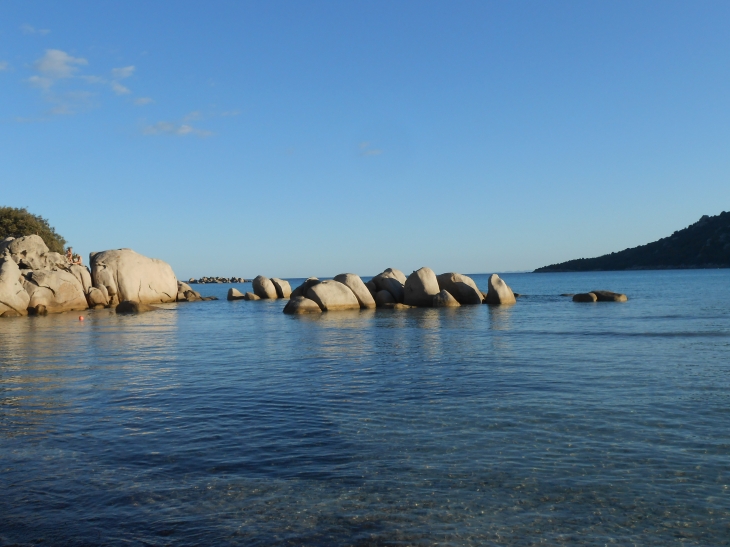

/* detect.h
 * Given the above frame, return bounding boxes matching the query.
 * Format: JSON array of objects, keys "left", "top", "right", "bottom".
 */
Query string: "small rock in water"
[
  {"left": 572, "top": 292, "right": 598, "bottom": 302},
  {"left": 591, "top": 290, "right": 628, "bottom": 302},
  {"left": 116, "top": 300, "right": 158, "bottom": 314}
]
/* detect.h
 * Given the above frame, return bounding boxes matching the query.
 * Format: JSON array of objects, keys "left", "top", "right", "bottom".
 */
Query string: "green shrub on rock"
[{"left": 0, "top": 207, "right": 67, "bottom": 254}]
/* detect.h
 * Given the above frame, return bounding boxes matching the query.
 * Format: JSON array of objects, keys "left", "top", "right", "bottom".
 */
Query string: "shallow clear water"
[{"left": 1, "top": 270, "right": 729, "bottom": 546}]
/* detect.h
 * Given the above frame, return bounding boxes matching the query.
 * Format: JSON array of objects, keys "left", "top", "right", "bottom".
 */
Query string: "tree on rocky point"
[{"left": 0, "top": 206, "right": 67, "bottom": 253}]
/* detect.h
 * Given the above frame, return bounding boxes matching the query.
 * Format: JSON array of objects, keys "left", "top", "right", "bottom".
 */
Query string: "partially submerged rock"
[
  {"left": 591, "top": 290, "right": 628, "bottom": 302},
  {"left": 252, "top": 276, "right": 279, "bottom": 299},
  {"left": 375, "top": 289, "right": 396, "bottom": 307},
  {"left": 436, "top": 273, "right": 483, "bottom": 305},
  {"left": 333, "top": 273, "right": 376, "bottom": 309},
  {"left": 271, "top": 278, "right": 292, "bottom": 299},
  {"left": 573, "top": 292, "right": 598, "bottom": 302},
  {"left": 116, "top": 300, "right": 159, "bottom": 314},
  {"left": 306, "top": 280, "right": 360, "bottom": 311},
  {"left": 243, "top": 292, "right": 260, "bottom": 301},
  {"left": 403, "top": 267, "right": 440, "bottom": 307},
  {"left": 283, "top": 296, "right": 322, "bottom": 314},
  {"left": 227, "top": 287, "right": 246, "bottom": 301},
  {"left": 433, "top": 289, "right": 461, "bottom": 307},
  {"left": 485, "top": 274, "right": 516, "bottom": 305}
]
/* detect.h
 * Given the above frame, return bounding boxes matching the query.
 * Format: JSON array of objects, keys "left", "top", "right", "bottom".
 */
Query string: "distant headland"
[{"left": 535, "top": 212, "right": 730, "bottom": 272}]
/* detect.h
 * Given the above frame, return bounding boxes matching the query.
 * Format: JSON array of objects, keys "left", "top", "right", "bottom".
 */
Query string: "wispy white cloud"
[
  {"left": 111, "top": 65, "right": 135, "bottom": 79},
  {"left": 183, "top": 111, "right": 202, "bottom": 121},
  {"left": 0, "top": 61, "right": 9, "bottom": 71},
  {"left": 143, "top": 121, "right": 213, "bottom": 138},
  {"left": 134, "top": 97, "right": 154, "bottom": 106},
  {"left": 110, "top": 81, "right": 131, "bottom": 95},
  {"left": 27, "top": 75, "right": 53, "bottom": 89},
  {"left": 21, "top": 24, "right": 50, "bottom": 36},
  {"left": 33, "top": 49, "right": 87, "bottom": 80},
  {"left": 359, "top": 141, "right": 383, "bottom": 156}
]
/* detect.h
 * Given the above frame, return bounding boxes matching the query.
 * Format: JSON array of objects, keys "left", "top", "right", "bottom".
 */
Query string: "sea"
[{"left": 1, "top": 270, "right": 728, "bottom": 546}]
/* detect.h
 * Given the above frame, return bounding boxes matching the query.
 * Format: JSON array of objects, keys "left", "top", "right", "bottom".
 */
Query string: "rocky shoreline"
[{"left": 189, "top": 276, "right": 250, "bottom": 284}]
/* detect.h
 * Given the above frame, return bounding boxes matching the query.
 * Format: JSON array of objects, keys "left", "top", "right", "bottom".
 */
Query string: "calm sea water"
[{"left": 1, "top": 270, "right": 729, "bottom": 546}]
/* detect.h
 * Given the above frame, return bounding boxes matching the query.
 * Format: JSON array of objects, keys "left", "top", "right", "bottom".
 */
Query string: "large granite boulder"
[
  {"left": 22, "top": 269, "right": 88, "bottom": 313},
  {"left": 333, "top": 273, "right": 376, "bottom": 309},
  {"left": 271, "top": 278, "right": 292, "bottom": 299},
  {"left": 433, "top": 289, "right": 460, "bottom": 307},
  {"left": 573, "top": 292, "right": 598, "bottom": 302},
  {"left": 0, "top": 258, "right": 30, "bottom": 316},
  {"left": 90, "top": 249, "right": 178, "bottom": 305},
  {"left": 485, "top": 274, "right": 516, "bottom": 305},
  {"left": 436, "top": 273, "right": 483, "bottom": 305},
  {"left": 591, "top": 290, "right": 628, "bottom": 302},
  {"left": 283, "top": 296, "right": 322, "bottom": 314},
  {"left": 290, "top": 277, "right": 321, "bottom": 298},
  {"left": 252, "top": 276, "right": 279, "bottom": 299},
  {"left": 306, "top": 280, "right": 360, "bottom": 311},
  {"left": 372, "top": 268, "right": 407, "bottom": 289},
  {"left": 403, "top": 267, "right": 440, "bottom": 307}
]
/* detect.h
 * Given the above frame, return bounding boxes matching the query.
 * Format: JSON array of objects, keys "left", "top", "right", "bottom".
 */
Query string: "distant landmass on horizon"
[{"left": 535, "top": 211, "right": 730, "bottom": 272}]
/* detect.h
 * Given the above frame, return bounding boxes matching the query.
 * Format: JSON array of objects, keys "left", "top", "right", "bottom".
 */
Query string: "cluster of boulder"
[
  {"left": 227, "top": 275, "right": 292, "bottom": 301},
  {"left": 283, "top": 267, "right": 516, "bottom": 314},
  {"left": 190, "top": 276, "right": 248, "bottom": 284},
  {"left": 0, "top": 235, "right": 212, "bottom": 317},
  {"left": 571, "top": 290, "right": 628, "bottom": 302}
]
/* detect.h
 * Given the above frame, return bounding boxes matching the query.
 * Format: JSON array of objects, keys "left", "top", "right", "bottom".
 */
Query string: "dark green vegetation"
[
  {"left": 0, "top": 206, "right": 67, "bottom": 253},
  {"left": 536, "top": 212, "right": 730, "bottom": 272}
]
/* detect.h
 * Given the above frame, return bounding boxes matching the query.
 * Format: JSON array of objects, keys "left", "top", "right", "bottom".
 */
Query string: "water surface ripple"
[{"left": 1, "top": 270, "right": 729, "bottom": 545}]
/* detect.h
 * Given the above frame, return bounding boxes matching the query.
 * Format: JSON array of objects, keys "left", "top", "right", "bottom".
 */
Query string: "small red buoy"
[{"left": 79, "top": 316, "right": 84, "bottom": 321}]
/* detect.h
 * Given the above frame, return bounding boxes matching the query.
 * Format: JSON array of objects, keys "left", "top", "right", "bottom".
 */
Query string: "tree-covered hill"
[
  {"left": 535, "top": 211, "right": 730, "bottom": 272},
  {"left": 0, "top": 207, "right": 67, "bottom": 254}
]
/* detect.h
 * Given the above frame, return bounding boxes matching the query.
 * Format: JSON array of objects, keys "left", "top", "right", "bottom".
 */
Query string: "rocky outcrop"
[
  {"left": 22, "top": 269, "right": 88, "bottom": 313},
  {"left": 90, "top": 249, "right": 177, "bottom": 305},
  {"left": 291, "top": 277, "right": 321, "bottom": 298},
  {"left": 0, "top": 258, "right": 30, "bottom": 316},
  {"left": 333, "top": 273, "right": 376, "bottom": 309},
  {"left": 190, "top": 276, "right": 248, "bottom": 283},
  {"left": 572, "top": 292, "right": 598, "bottom": 302},
  {"left": 271, "top": 278, "right": 292, "bottom": 299},
  {"left": 433, "top": 290, "right": 460, "bottom": 307},
  {"left": 283, "top": 296, "right": 322, "bottom": 314},
  {"left": 87, "top": 286, "right": 109, "bottom": 308},
  {"left": 591, "top": 290, "right": 628, "bottom": 302},
  {"left": 306, "top": 280, "right": 360, "bottom": 311},
  {"left": 485, "top": 274, "right": 516, "bottom": 305},
  {"left": 436, "top": 273, "right": 483, "bottom": 305},
  {"left": 403, "top": 267, "right": 440, "bottom": 307},
  {"left": 252, "top": 276, "right": 279, "bottom": 299},
  {"left": 227, "top": 287, "right": 246, "bottom": 301}
]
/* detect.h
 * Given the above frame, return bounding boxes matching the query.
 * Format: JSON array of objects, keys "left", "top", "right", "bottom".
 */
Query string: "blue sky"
[{"left": 1, "top": 1, "right": 729, "bottom": 279}]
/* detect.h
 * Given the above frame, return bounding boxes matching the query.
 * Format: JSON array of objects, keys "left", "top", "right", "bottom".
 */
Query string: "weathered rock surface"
[
  {"left": 116, "top": 300, "right": 158, "bottom": 314},
  {"left": 591, "top": 290, "right": 628, "bottom": 302},
  {"left": 306, "top": 280, "right": 360, "bottom": 311},
  {"left": 22, "top": 269, "right": 88, "bottom": 313},
  {"left": 283, "top": 296, "right": 323, "bottom": 314},
  {"left": 379, "top": 277, "right": 405, "bottom": 303},
  {"left": 87, "top": 287, "right": 109, "bottom": 308},
  {"left": 436, "top": 273, "right": 483, "bottom": 305},
  {"left": 372, "top": 268, "right": 407, "bottom": 290},
  {"left": 271, "top": 278, "right": 292, "bottom": 299},
  {"left": 0, "top": 258, "right": 30, "bottom": 316},
  {"left": 227, "top": 287, "right": 246, "bottom": 301},
  {"left": 365, "top": 280, "right": 377, "bottom": 298},
  {"left": 375, "top": 290, "right": 396, "bottom": 307},
  {"left": 404, "top": 267, "right": 440, "bottom": 307},
  {"left": 90, "top": 249, "right": 177, "bottom": 305},
  {"left": 485, "top": 274, "right": 516, "bottom": 305},
  {"left": 69, "top": 265, "right": 93, "bottom": 293},
  {"left": 433, "top": 289, "right": 461, "bottom": 307},
  {"left": 333, "top": 273, "right": 376, "bottom": 309},
  {"left": 252, "top": 276, "right": 279, "bottom": 299},
  {"left": 244, "top": 292, "right": 261, "bottom": 301},
  {"left": 290, "top": 277, "right": 321, "bottom": 298}
]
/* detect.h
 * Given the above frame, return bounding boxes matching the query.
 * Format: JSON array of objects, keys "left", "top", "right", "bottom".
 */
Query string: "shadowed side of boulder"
[
  {"left": 591, "top": 290, "right": 628, "bottom": 302},
  {"left": 436, "top": 273, "right": 483, "bottom": 305},
  {"left": 572, "top": 292, "right": 598, "bottom": 302},
  {"left": 227, "top": 287, "right": 246, "bottom": 301},
  {"left": 271, "top": 278, "right": 292, "bottom": 299},
  {"left": 333, "top": 273, "right": 376, "bottom": 309},
  {"left": 433, "top": 289, "right": 461, "bottom": 307},
  {"left": 116, "top": 300, "right": 159, "bottom": 314}
]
